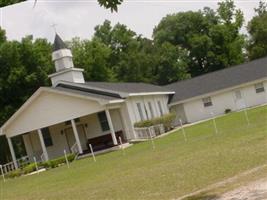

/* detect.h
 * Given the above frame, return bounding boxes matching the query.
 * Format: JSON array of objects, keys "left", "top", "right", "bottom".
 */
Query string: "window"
[
  {"left": 97, "top": 112, "right": 110, "bottom": 132},
  {"left": 255, "top": 83, "right": 265, "bottom": 93},
  {"left": 137, "top": 103, "right": 144, "bottom": 121},
  {"left": 41, "top": 128, "right": 53, "bottom": 147},
  {"left": 202, "top": 97, "right": 213, "bottom": 107},
  {"left": 157, "top": 101, "right": 164, "bottom": 116},
  {"left": 148, "top": 102, "right": 154, "bottom": 119}
]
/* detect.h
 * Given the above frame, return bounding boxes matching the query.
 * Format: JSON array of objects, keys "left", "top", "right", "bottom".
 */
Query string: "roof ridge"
[
  {"left": 165, "top": 56, "right": 267, "bottom": 87},
  {"left": 57, "top": 83, "right": 124, "bottom": 99}
]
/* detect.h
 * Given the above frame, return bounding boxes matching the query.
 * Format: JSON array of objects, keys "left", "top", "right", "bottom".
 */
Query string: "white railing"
[
  {"left": 40, "top": 153, "right": 45, "bottom": 162},
  {"left": 71, "top": 143, "right": 79, "bottom": 155},
  {"left": 134, "top": 124, "right": 165, "bottom": 139},
  {"left": 1, "top": 156, "right": 30, "bottom": 175}
]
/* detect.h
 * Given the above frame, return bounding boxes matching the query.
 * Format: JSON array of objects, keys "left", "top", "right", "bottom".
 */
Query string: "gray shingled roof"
[
  {"left": 84, "top": 82, "right": 172, "bottom": 94},
  {"left": 53, "top": 81, "right": 173, "bottom": 102},
  {"left": 52, "top": 85, "right": 121, "bottom": 101},
  {"left": 53, "top": 34, "right": 68, "bottom": 51},
  {"left": 166, "top": 57, "right": 267, "bottom": 104}
]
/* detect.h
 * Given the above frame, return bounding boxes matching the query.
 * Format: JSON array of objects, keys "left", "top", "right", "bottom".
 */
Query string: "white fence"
[
  {"left": 0, "top": 156, "right": 30, "bottom": 175},
  {"left": 134, "top": 124, "right": 165, "bottom": 139}
]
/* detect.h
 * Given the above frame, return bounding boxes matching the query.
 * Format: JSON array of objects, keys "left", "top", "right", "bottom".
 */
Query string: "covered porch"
[{"left": 0, "top": 87, "right": 129, "bottom": 170}]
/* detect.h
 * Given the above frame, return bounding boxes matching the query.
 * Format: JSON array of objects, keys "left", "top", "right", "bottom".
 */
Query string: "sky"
[{"left": 0, "top": 0, "right": 263, "bottom": 42}]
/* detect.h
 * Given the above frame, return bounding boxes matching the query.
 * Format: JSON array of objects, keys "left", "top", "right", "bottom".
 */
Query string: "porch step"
[{"left": 77, "top": 143, "right": 132, "bottom": 160}]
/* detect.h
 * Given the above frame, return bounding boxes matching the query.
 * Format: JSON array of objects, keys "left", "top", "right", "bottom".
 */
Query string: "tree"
[
  {"left": 247, "top": 1, "right": 267, "bottom": 60},
  {"left": 153, "top": 0, "right": 245, "bottom": 76},
  {"left": 0, "top": 35, "right": 53, "bottom": 125},
  {"left": 154, "top": 42, "right": 190, "bottom": 85},
  {"left": 94, "top": 20, "right": 154, "bottom": 82},
  {"left": 71, "top": 37, "right": 114, "bottom": 81}
]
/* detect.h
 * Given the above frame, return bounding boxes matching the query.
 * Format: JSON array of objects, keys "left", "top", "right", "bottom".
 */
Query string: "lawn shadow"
[{"left": 183, "top": 193, "right": 220, "bottom": 200}]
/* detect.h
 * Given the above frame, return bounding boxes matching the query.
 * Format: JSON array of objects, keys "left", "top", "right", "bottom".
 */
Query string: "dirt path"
[
  {"left": 217, "top": 178, "right": 267, "bottom": 200},
  {"left": 177, "top": 164, "right": 267, "bottom": 200}
]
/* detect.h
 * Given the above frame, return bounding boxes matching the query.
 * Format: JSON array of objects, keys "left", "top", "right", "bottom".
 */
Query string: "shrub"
[
  {"left": 134, "top": 113, "right": 176, "bottom": 130},
  {"left": 22, "top": 163, "right": 38, "bottom": 174},
  {"left": 225, "top": 108, "right": 232, "bottom": 114},
  {"left": 134, "top": 119, "right": 154, "bottom": 128},
  {"left": 40, "top": 153, "right": 75, "bottom": 169},
  {"left": 6, "top": 169, "right": 22, "bottom": 178}
]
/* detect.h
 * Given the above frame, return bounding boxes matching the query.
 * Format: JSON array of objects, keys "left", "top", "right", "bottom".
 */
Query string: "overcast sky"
[{"left": 0, "top": 0, "right": 262, "bottom": 42}]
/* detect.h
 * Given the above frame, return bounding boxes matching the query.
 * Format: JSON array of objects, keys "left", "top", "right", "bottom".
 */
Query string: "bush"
[
  {"left": 6, "top": 169, "right": 22, "bottom": 178},
  {"left": 22, "top": 163, "right": 38, "bottom": 174},
  {"left": 134, "top": 113, "right": 176, "bottom": 130},
  {"left": 5, "top": 154, "right": 76, "bottom": 179},
  {"left": 225, "top": 108, "right": 232, "bottom": 114},
  {"left": 40, "top": 153, "right": 75, "bottom": 169}
]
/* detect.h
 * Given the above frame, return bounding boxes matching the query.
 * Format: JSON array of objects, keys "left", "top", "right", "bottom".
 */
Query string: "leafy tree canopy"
[
  {"left": 247, "top": 1, "right": 267, "bottom": 60},
  {"left": 153, "top": 0, "right": 245, "bottom": 76}
]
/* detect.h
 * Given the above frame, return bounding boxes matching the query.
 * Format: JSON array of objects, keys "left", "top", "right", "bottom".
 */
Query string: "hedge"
[
  {"left": 5, "top": 153, "right": 76, "bottom": 178},
  {"left": 134, "top": 113, "right": 176, "bottom": 130}
]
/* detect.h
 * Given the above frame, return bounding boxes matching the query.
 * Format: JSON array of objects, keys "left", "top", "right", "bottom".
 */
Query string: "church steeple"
[
  {"left": 49, "top": 33, "right": 85, "bottom": 86},
  {"left": 53, "top": 34, "right": 68, "bottom": 51}
]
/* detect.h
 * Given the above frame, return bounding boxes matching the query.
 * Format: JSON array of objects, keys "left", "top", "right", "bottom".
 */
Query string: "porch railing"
[
  {"left": 40, "top": 153, "right": 45, "bottom": 162},
  {"left": 1, "top": 156, "right": 30, "bottom": 175},
  {"left": 71, "top": 143, "right": 79, "bottom": 155},
  {"left": 134, "top": 124, "right": 165, "bottom": 139}
]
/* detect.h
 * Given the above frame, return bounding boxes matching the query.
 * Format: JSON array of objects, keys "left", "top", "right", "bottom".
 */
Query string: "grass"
[{"left": 0, "top": 105, "right": 267, "bottom": 200}]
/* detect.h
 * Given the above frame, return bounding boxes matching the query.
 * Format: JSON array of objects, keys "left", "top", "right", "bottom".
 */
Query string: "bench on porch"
[{"left": 86, "top": 130, "right": 125, "bottom": 152}]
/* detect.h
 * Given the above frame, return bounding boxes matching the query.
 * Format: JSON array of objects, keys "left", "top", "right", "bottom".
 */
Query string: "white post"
[
  {"left": 179, "top": 119, "right": 187, "bottom": 142},
  {"left": 64, "top": 150, "right": 70, "bottom": 169},
  {"left": 37, "top": 129, "right": 49, "bottom": 161},
  {"left": 0, "top": 165, "right": 5, "bottom": 182},
  {"left": 244, "top": 108, "right": 250, "bottom": 125},
  {"left": 105, "top": 109, "right": 118, "bottom": 145},
  {"left": 119, "top": 136, "right": 125, "bottom": 156},
  {"left": 7, "top": 137, "right": 18, "bottom": 169},
  {"left": 71, "top": 119, "right": 83, "bottom": 154},
  {"left": 148, "top": 127, "right": 156, "bottom": 150},
  {"left": 33, "top": 157, "right": 39, "bottom": 174},
  {"left": 119, "top": 109, "right": 128, "bottom": 141},
  {"left": 89, "top": 144, "right": 96, "bottom": 162},
  {"left": 210, "top": 112, "right": 218, "bottom": 135}
]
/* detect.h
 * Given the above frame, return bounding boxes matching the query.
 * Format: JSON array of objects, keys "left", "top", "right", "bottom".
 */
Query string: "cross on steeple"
[{"left": 51, "top": 23, "right": 58, "bottom": 34}]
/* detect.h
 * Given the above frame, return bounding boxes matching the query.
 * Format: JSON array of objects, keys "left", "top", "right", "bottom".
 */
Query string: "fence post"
[
  {"left": 64, "top": 150, "right": 70, "bottom": 169},
  {"left": 148, "top": 127, "right": 156, "bottom": 150},
  {"left": 179, "top": 119, "right": 187, "bottom": 142},
  {"left": 33, "top": 157, "right": 39, "bottom": 175},
  {"left": 244, "top": 107, "right": 250, "bottom": 125},
  {"left": 89, "top": 144, "right": 96, "bottom": 162},
  {"left": 119, "top": 136, "right": 125, "bottom": 156},
  {"left": 0, "top": 165, "right": 5, "bottom": 183},
  {"left": 210, "top": 112, "right": 218, "bottom": 135}
]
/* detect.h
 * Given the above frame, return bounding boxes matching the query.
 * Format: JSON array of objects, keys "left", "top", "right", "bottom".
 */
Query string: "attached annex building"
[{"left": 0, "top": 34, "right": 266, "bottom": 168}]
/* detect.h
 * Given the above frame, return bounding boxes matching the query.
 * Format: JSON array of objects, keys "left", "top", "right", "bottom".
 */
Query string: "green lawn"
[{"left": 1, "top": 105, "right": 267, "bottom": 200}]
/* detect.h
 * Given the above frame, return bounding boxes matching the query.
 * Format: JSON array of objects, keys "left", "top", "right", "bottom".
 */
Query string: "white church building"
[{"left": 0, "top": 34, "right": 266, "bottom": 169}]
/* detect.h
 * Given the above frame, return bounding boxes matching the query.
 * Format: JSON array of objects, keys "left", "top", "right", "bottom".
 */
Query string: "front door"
[
  {"left": 65, "top": 124, "right": 87, "bottom": 153},
  {"left": 234, "top": 90, "right": 246, "bottom": 110}
]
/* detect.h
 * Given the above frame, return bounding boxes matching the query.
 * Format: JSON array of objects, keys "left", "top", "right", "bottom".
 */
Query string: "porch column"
[
  {"left": 71, "top": 119, "right": 83, "bottom": 154},
  {"left": 37, "top": 129, "right": 49, "bottom": 161},
  {"left": 119, "top": 109, "right": 128, "bottom": 140},
  {"left": 105, "top": 109, "right": 118, "bottom": 145},
  {"left": 7, "top": 137, "right": 18, "bottom": 169}
]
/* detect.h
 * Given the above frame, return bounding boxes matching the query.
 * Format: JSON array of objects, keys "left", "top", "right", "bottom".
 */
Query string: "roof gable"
[{"left": 0, "top": 87, "right": 110, "bottom": 137}]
